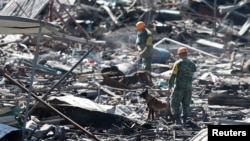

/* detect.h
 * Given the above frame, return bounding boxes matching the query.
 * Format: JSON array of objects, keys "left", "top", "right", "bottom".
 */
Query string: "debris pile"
[{"left": 0, "top": 0, "right": 250, "bottom": 141}]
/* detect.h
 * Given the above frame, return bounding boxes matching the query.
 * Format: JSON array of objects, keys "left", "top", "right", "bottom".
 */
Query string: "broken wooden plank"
[{"left": 196, "top": 39, "right": 224, "bottom": 49}]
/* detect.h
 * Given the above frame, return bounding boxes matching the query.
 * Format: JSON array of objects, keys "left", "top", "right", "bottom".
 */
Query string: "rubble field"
[{"left": 0, "top": 0, "right": 250, "bottom": 141}]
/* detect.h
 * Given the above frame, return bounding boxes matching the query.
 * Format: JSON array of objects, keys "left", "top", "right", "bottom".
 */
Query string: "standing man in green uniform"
[
  {"left": 168, "top": 47, "right": 196, "bottom": 126},
  {"left": 135, "top": 21, "right": 153, "bottom": 73}
]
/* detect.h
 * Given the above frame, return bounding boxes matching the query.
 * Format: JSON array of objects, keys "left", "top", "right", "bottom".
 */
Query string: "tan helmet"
[
  {"left": 177, "top": 47, "right": 187, "bottom": 55},
  {"left": 136, "top": 21, "right": 145, "bottom": 31}
]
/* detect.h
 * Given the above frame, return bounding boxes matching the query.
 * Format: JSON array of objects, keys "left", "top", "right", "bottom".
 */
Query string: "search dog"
[{"left": 139, "top": 89, "right": 173, "bottom": 121}]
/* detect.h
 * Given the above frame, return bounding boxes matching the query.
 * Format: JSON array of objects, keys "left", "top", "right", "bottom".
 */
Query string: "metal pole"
[
  {"left": 49, "top": 0, "right": 54, "bottom": 22},
  {"left": 153, "top": 37, "right": 219, "bottom": 59},
  {"left": 96, "top": 86, "right": 101, "bottom": 103},
  {"left": 22, "top": 20, "right": 43, "bottom": 141},
  {"left": 0, "top": 0, "right": 3, "bottom": 9},
  {"left": 53, "top": 7, "right": 78, "bottom": 36},
  {"left": 1, "top": 72, "right": 101, "bottom": 141},
  {"left": 28, "top": 45, "right": 96, "bottom": 114},
  {"left": 213, "top": 0, "right": 217, "bottom": 36}
]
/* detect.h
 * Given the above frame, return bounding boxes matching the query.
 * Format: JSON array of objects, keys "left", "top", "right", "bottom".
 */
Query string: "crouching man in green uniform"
[{"left": 168, "top": 47, "right": 196, "bottom": 127}]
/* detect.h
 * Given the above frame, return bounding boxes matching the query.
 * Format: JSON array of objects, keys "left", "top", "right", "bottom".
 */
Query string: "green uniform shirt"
[
  {"left": 136, "top": 28, "right": 153, "bottom": 58},
  {"left": 169, "top": 57, "right": 196, "bottom": 89}
]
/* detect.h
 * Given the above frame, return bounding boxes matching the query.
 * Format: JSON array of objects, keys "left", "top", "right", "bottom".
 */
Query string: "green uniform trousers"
[
  {"left": 170, "top": 87, "right": 192, "bottom": 117},
  {"left": 142, "top": 57, "right": 152, "bottom": 73}
]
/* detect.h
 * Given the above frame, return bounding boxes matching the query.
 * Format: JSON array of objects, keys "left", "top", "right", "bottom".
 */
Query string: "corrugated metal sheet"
[
  {"left": 190, "top": 128, "right": 208, "bottom": 141},
  {"left": 0, "top": 123, "right": 20, "bottom": 139},
  {"left": 0, "top": 0, "right": 50, "bottom": 18},
  {"left": 0, "top": 16, "right": 57, "bottom": 34}
]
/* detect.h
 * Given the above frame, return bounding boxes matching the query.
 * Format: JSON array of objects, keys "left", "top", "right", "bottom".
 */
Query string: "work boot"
[
  {"left": 173, "top": 116, "right": 182, "bottom": 130},
  {"left": 175, "top": 116, "right": 182, "bottom": 125},
  {"left": 173, "top": 115, "right": 182, "bottom": 129},
  {"left": 183, "top": 116, "right": 187, "bottom": 127}
]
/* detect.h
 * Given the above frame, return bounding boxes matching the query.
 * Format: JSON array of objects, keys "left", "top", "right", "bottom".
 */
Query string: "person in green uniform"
[
  {"left": 168, "top": 47, "right": 196, "bottom": 126},
  {"left": 135, "top": 21, "right": 153, "bottom": 73}
]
